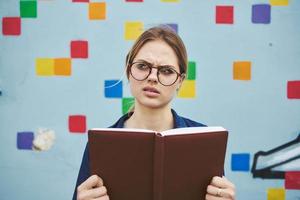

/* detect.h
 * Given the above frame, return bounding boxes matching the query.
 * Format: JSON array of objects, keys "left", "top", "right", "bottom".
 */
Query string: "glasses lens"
[
  {"left": 130, "top": 63, "right": 151, "bottom": 81},
  {"left": 158, "top": 66, "right": 179, "bottom": 86}
]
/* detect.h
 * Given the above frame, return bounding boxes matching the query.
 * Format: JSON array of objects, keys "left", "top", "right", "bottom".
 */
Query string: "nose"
[{"left": 147, "top": 67, "right": 158, "bottom": 83}]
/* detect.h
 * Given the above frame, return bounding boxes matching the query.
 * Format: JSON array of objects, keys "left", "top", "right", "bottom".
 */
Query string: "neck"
[{"left": 125, "top": 104, "right": 174, "bottom": 132}]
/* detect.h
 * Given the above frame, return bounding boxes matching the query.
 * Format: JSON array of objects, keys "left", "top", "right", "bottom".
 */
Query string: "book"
[{"left": 88, "top": 126, "right": 228, "bottom": 200}]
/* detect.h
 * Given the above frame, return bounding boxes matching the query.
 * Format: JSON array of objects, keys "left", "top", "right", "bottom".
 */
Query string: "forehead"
[{"left": 134, "top": 40, "right": 178, "bottom": 67}]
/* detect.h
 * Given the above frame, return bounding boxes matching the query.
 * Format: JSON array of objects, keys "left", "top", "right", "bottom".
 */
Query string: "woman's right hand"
[{"left": 77, "top": 175, "right": 109, "bottom": 200}]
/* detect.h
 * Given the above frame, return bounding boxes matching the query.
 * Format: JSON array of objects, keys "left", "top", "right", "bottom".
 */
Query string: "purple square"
[
  {"left": 166, "top": 23, "right": 178, "bottom": 33},
  {"left": 17, "top": 132, "right": 34, "bottom": 150},
  {"left": 252, "top": 4, "right": 271, "bottom": 24}
]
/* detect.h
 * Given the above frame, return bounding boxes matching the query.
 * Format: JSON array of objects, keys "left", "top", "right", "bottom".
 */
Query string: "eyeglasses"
[{"left": 129, "top": 61, "right": 183, "bottom": 86}]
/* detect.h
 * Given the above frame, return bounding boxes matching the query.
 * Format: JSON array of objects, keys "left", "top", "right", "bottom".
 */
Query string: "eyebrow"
[{"left": 134, "top": 59, "right": 176, "bottom": 68}]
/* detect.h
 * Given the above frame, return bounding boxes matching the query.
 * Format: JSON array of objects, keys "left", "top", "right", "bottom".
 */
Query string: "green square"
[
  {"left": 20, "top": 1, "right": 37, "bottom": 18},
  {"left": 187, "top": 61, "right": 196, "bottom": 80},
  {"left": 122, "top": 97, "right": 135, "bottom": 114}
]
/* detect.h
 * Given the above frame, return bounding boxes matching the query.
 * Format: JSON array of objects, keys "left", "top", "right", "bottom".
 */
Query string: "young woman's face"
[{"left": 128, "top": 40, "right": 183, "bottom": 109}]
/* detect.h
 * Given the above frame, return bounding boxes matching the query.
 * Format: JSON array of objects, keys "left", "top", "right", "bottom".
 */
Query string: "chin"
[{"left": 137, "top": 97, "right": 170, "bottom": 110}]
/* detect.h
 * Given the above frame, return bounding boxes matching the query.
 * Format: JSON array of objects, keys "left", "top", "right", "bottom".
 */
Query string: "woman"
[{"left": 73, "top": 26, "right": 235, "bottom": 200}]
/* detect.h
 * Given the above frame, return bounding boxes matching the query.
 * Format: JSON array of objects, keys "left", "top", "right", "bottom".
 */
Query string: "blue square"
[
  {"left": 231, "top": 153, "right": 250, "bottom": 171},
  {"left": 17, "top": 132, "right": 34, "bottom": 150},
  {"left": 104, "top": 80, "right": 123, "bottom": 98},
  {"left": 252, "top": 4, "right": 271, "bottom": 24}
]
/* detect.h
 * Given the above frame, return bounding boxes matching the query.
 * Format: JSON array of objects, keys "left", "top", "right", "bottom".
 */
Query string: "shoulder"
[
  {"left": 109, "top": 113, "right": 131, "bottom": 128},
  {"left": 171, "top": 109, "right": 207, "bottom": 128},
  {"left": 181, "top": 116, "right": 207, "bottom": 127}
]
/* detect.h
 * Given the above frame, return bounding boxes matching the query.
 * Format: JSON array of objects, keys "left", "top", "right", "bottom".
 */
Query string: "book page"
[
  {"left": 160, "top": 126, "right": 226, "bottom": 136},
  {"left": 91, "top": 128, "right": 155, "bottom": 133}
]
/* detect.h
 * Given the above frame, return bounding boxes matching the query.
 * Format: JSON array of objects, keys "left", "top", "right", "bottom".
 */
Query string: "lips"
[{"left": 143, "top": 86, "right": 160, "bottom": 94}]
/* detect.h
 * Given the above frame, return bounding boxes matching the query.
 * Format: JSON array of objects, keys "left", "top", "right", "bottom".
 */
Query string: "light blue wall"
[{"left": 0, "top": 1, "right": 299, "bottom": 199}]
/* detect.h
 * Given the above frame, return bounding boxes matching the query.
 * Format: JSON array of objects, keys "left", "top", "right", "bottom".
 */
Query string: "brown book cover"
[{"left": 88, "top": 127, "right": 228, "bottom": 200}]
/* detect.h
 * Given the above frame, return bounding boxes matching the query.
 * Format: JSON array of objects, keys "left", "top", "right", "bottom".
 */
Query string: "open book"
[{"left": 88, "top": 127, "right": 228, "bottom": 200}]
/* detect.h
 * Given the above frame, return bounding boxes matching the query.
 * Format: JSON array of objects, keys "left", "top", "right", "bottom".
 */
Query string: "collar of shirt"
[{"left": 109, "top": 109, "right": 189, "bottom": 129}]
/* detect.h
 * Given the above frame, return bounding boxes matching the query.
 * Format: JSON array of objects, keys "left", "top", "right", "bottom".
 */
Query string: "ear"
[{"left": 177, "top": 73, "right": 186, "bottom": 90}]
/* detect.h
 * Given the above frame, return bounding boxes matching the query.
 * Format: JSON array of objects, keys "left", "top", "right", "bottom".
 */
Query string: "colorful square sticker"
[
  {"left": 69, "top": 115, "right": 86, "bottom": 133},
  {"left": 126, "top": 0, "right": 143, "bottom": 2},
  {"left": 71, "top": 40, "right": 88, "bottom": 58},
  {"left": 2, "top": 17, "right": 21, "bottom": 36},
  {"left": 36, "top": 58, "right": 55, "bottom": 76},
  {"left": 177, "top": 80, "right": 196, "bottom": 98},
  {"left": 231, "top": 153, "right": 250, "bottom": 171},
  {"left": 285, "top": 171, "right": 300, "bottom": 190},
  {"left": 233, "top": 61, "right": 251, "bottom": 81},
  {"left": 267, "top": 188, "right": 285, "bottom": 200},
  {"left": 122, "top": 97, "right": 135, "bottom": 114},
  {"left": 270, "top": 0, "right": 289, "bottom": 6},
  {"left": 252, "top": 4, "right": 271, "bottom": 24},
  {"left": 124, "top": 21, "right": 144, "bottom": 40},
  {"left": 187, "top": 61, "right": 196, "bottom": 80},
  {"left": 161, "top": 0, "right": 180, "bottom": 2},
  {"left": 17, "top": 132, "right": 34, "bottom": 150},
  {"left": 89, "top": 2, "right": 106, "bottom": 20},
  {"left": 105, "top": 80, "right": 123, "bottom": 98},
  {"left": 73, "top": 0, "right": 89, "bottom": 2},
  {"left": 54, "top": 58, "right": 72, "bottom": 76},
  {"left": 287, "top": 81, "right": 300, "bottom": 99},
  {"left": 20, "top": 0, "right": 37, "bottom": 18},
  {"left": 216, "top": 6, "right": 234, "bottom": 24},
  {"left": 166, "top": 23, "right": 178, "bottom": 33}
]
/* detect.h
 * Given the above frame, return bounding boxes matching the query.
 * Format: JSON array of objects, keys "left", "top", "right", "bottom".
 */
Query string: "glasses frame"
[{"left": 129, "top": 61, "right": 184, "bottom": 86}]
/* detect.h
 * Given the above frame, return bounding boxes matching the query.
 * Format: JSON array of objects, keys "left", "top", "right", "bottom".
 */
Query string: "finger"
[
  {"left": 221, "top": 176, "right": 235, "bottom": 189},
  {"left": 93, "top": 195, "right": 110, "bottom": 200},
  {"left": 78, "top": 175, "right": 104, "bottom": 192},
  {"left": 78, "top": 186, "right": 107, "bottom": 200},
  {"left": 205, "top": 193, "right": 230, "bottom": 200},
  {"left": 207, "top": 185, "right": 219, "bottom": 196},
  {"left": 211, "top": 176, "right": 233, "bottom": 189}
]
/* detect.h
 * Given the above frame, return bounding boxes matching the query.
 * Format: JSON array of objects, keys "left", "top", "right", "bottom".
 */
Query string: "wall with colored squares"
[{"left": 0, "top": 1, "right": 299, "bottom": 199}]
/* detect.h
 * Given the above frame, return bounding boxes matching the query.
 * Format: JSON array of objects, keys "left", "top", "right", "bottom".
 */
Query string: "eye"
[
  {"left": 159, "top": 66, "right": 176, "bottom": 75},
  {"left": 135, "top": 63, "right": 149, "bottom": 71}
]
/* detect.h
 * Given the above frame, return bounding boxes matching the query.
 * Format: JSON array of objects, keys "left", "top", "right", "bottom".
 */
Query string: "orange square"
[
  {"left": 89, "top": 2, "right": 106, "bottom": 20},
  {"left": 54, "top": 58, "right": 71, "bottom": 76},
  {"left": 233, "top": 61, "right": 251, "bottom": 80}
]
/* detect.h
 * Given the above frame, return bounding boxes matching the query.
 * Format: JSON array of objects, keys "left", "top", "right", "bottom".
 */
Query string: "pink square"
[
  {"left": 2, "top": 17, "right": 21, "bottom": 35},
  {"left": 69, "top": 115, "right": 86, "bottom": 133},
  {"left": 216, "top": 6, "right": 234, "bottom": 24},
  {"left": 71, "top": 40, "right": 88, "bottom": 58}
]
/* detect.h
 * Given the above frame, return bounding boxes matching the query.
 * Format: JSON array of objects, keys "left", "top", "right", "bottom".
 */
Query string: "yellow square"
[
  {"left": 270, "top": 0, "right": 289, "bottom": 6},
  {"left": 36, "top": 58, "right": 54, "bottom": 76},
  {"left": 161, "top": 0, "right": 180, "bottom": 2},
  {"left": 89, "top": 2, "right": 106, "bottom": 20},
  {"left": 177, "top": 80, "right": 196, "bottom": 98},
  {"left": 54, "top": 58, "right": 71, "bottom": 76},
  {"left": 267, "top": 188, "right": 285, "bottom": 200},
  {"left": 124, "top": 21, "right": 143, "bottom": 40},
  {"left": 233, "top": 61, "right": 251, "bottom": 80}
]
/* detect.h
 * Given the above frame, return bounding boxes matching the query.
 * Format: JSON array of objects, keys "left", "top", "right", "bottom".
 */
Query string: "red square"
[
  {"left": 69, "top": 115, "right": 86, "bottom": 133},
  {"left": 2, "top": 17, "right": 21, "bottom": 35},
  {"left": 216, "top": 6, "right": 234, "bottom": 24},
  {"left": 125, "top": 0, "right": 143, "bottom": 2},
  {"left": 285, "top": 171, "right": 300, "bottom": 190},
  {"left": 71, "top": 40, "right": 88, "bottom": 58},
  {"left": 287, "top": 80, "right": 300, "bottom": 99}
]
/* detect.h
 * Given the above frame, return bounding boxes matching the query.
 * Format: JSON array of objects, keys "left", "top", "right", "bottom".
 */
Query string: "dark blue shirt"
[{"left": 72, "top": 109, "right": 206, "bottom": 199}]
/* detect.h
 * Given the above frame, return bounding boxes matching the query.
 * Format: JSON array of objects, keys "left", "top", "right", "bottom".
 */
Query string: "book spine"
[{"left": 153, "top": 134, "right": 164, "bottom": 200}]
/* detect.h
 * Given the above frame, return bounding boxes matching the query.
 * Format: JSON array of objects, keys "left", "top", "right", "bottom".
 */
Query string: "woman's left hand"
[{"left": 206, "top": 176, "right": 235, "bottom": 200}]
